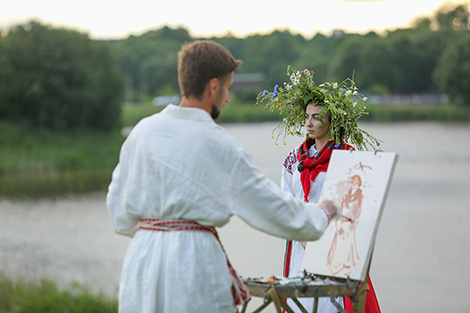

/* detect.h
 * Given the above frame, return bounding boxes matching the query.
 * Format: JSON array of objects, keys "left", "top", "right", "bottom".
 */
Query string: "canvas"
[{"left": 301, "top": 150, "right": 399, "bottom": 281}]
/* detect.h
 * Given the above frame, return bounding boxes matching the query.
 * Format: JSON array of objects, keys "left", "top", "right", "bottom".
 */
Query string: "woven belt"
[{"left": 140, "top": 219, "right": 251, "bottom": 306}]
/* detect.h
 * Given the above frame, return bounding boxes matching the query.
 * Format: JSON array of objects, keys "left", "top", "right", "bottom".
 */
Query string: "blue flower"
[
  {"left": 377, "top": 142, "right": 381, "bottom": 146},
  {"left": 262, "top": 90, "right": 268, "bottom": 96},
  {"left": 271, "top": 84, "right": 279, "bottom": 99},
  {"left": 334, "top": 144, "right": 340, "bottom": 148}
]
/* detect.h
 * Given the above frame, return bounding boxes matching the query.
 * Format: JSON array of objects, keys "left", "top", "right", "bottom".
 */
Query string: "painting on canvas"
[{"left": 301, "top": 150, "right": 398, "bottom": 281}]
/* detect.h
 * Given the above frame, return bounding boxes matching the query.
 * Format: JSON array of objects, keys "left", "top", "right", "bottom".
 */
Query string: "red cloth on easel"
[{"left": 344, "top": 276, "right": 381, "bottom": 313}]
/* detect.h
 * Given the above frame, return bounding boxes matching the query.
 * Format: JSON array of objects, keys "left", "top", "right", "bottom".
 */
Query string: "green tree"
[
  {"left": 385, "top": 28, "right": 448, "bottom": 93},
  {"left": 434, "top": 34, "right": 470, "bottom": 106},
  {"left": 357, "top": 37, "right": 396, "bottom": 93},
  {"left": 296, "top": 33, "right": 342, "bottom": 82},
  {"left": 435, "top": 2, "right": 470, "bottom": 30},
  {"left": 223, "top": 30, "right": 306, "bottom": 89},
  {"left": 330, "top": 35, "right": 367, "bottom": 85},
  {"left": 0, "top": 21, "right": 124, "bottom": 130},
  {"left": 109, "top": 26, "right": 191, "bottom": 101}
]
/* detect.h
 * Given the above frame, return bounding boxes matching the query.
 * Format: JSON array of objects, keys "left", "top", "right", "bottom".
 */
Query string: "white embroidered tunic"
[
  {"left": 107, "top": 105, "right": 330, "bottom": 313},
  {"left": 281, "top": 145, "right": 344, "bottom": 313}
]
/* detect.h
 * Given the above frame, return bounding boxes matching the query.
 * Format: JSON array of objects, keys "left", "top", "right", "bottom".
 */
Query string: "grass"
[{"left": 0, "top": 273, "right": 118, "bottom": 313}]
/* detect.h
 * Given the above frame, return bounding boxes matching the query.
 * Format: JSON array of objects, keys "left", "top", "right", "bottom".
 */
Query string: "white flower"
[
  {"left": 353, "top": 91, "right": 358, "bottom": 95},
  {"left": 353, "top": 102, "right": 357, "bottom": 107},
  {"left": 333, "top": 82, "right": 338, "bottom": 89},
  {"left": 345, "top": 90, "right": 352, "bottom": 96},
  {"left": 292, "top": 77, "right": 300, "bottom": 85},
  {"left": 363, "top": 97, "right": 368, "bottom": 101}
]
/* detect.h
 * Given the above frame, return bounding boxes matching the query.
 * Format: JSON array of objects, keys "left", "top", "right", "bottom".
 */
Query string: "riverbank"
[
  {"left": 124, "top": 101, "right": 470, "bottom": 124},
  {"left": 1, "top": 102, "right": 469, "bottom": 197}
]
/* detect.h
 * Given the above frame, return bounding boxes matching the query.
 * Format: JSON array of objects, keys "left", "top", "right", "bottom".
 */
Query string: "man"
[{"left": 107, "top": 40, "right": 338, "bottom": 313}]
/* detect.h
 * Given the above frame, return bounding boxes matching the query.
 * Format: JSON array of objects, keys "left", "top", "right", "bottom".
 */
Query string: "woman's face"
[{"left": 305, "top": 103, "right": 330, "bottom": 141}]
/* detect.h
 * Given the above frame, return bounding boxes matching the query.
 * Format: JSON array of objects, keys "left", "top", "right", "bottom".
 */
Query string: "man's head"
[{"left": 178, "top": 41, "right": 242, "bottom": 101}]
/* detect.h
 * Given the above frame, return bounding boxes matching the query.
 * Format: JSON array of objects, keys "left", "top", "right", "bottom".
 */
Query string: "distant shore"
[{"left": 1, "top": 101, "right": 469, "bottom": 198}]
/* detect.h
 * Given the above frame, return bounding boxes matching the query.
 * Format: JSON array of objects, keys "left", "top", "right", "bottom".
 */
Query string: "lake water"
[{"left": 1, "top": 121, "right": 469, "bottom": 312}]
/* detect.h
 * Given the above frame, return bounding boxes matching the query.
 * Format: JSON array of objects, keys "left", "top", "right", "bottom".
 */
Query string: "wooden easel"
[{"left": 241, "top": 253, "right": 373, "bottom": 313}]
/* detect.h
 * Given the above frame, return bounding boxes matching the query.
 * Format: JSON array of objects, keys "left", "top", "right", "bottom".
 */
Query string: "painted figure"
[{"left": 327, "top": 175, "right": 363, "bottom": 276}]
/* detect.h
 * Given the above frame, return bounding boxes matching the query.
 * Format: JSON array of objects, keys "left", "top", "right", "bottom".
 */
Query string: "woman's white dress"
[{"left": 281, "top": 144, "right": 344, "bottom": 313}]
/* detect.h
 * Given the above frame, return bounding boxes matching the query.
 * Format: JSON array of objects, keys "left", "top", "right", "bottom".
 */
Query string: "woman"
[
  {"left": 257, "top": 67, "right": 381, "bottom": 313},
  {"left": 281, "top": 102, "right": 352, "bottom": 312}
]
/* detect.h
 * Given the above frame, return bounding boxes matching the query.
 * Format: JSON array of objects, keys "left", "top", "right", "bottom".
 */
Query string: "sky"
[{"left": 0, "top": 0, "right": 466, "bottom": 39}]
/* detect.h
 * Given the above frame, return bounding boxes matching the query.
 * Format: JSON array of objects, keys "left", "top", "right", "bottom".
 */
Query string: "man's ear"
[{"left": 207, "top": 78, "right": 219, "bottom": 97}]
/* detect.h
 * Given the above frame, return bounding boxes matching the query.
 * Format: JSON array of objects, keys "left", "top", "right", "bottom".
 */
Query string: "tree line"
[
  {"left": 0, "top": 22, "right": 124, "bottom": 131},
  {"left": 0, "top": 1, "right": 469, "bottom": 131}
]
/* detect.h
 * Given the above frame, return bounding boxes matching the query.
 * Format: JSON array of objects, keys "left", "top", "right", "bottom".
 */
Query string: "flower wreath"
[{"left": 255, "top": 65, "right": 382, "bottom": 151}]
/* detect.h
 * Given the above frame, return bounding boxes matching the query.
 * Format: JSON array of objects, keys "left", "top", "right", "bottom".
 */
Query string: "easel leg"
[
  {"left": 330, "top": 296, "right": 347, "bottom": 313},
  {"left": 266, "top": 287, "right": 296, "bottom": 313},
  {"left": 313, "top": 297, "right": 319, "bottom": 313},
  {"left": 291, "top": 297, "right": 308, "bottom": 313},
  {"left": 352, "top": 277, "right": 369, "bottom": 313},
  {"left": 240, "top": 299, "right": 250, "bottom": 313},
  {"left": 352, "top": 247, "right": 373, "bottom": 313}
]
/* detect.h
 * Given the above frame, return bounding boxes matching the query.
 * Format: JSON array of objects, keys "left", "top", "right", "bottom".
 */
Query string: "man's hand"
[{"left": 319, "top": 199, "right": 340, "bottom": 221}]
